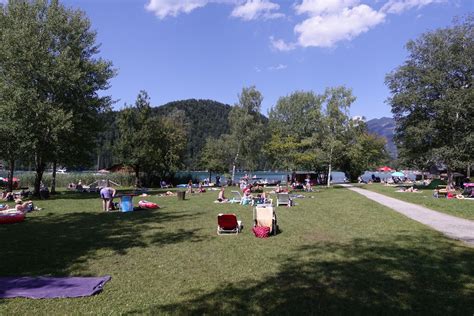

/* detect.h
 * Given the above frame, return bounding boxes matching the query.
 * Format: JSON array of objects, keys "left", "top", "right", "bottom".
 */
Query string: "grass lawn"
[
  {"left": 361, "top": 184, "right": 474, "bottom": 220},
  {"left": 1, "top": 187, "right": 473, "bottom": 314}
]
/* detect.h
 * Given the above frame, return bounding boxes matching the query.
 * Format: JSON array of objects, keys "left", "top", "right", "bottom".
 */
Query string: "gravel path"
[{"left": 340, "top": 184, "right": 474, "bottom": 246}]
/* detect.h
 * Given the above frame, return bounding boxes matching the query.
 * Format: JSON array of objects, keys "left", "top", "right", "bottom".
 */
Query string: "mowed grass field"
[
  {"left": 0, "top": 187, "right": 473, "bottom": 314},
  {"left": 362, "top": 184, "right": 474, "bottom": 220}
]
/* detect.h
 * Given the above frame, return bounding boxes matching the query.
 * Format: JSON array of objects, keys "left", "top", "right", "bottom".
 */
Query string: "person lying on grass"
[{"left": 15, "top": 199, "right": 34, "bottom": 213}]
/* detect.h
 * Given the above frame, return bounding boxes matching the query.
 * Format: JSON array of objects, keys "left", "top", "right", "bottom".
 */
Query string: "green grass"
[
  {"left": 361, "top": 184, "right": 474, "bottom": 220},
  {"left": 0, "top": 187, "right": 473, "bottom": 314}
]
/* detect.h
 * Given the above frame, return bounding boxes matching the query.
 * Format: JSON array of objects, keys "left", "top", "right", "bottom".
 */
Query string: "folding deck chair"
[
  {"left": 276, "top": 193, "right": 291, "bottom": 207},
  {"left": 253, "top": 205, "right": 278, "bottom": 236},
  {"left": 217, "top": 213, "right": 243, "bottom": 235}
]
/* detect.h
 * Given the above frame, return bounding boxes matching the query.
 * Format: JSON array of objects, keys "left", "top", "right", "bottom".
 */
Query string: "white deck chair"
[
  {"left": 230, "top": 191, "right": 242, "bottom": 204},
  {"left": 276, "top": 193, "right": 291, "bottom": 207}
]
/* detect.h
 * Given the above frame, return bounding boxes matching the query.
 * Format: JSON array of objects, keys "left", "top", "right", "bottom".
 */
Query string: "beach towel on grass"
[{"left": 0, "top": 275, "right": 111, "bottom": 299}]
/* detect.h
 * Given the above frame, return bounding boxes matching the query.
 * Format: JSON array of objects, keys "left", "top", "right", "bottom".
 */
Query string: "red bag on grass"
[{"left": 252, "top": 226, "right": 270, "bottom": 238}]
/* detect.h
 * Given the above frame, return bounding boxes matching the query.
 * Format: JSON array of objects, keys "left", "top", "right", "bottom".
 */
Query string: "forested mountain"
[
  {"left": 366, "top": 117, "right": 397, "bottom": 158},
  {"left": 152, "top": 99, "right": 232, "bottom": 169}
]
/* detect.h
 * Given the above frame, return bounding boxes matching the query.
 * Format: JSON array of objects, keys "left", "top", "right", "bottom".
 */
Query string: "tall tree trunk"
[
  {"left": 209, "top": 170, "right": 212, "bottom": 184},
  {"left": 446, "top": 166, "right": 454, "bottom": 189},
  {"left": 51, "top": 161, "right": 57, "bottom": 194},
  {"left": 135, "top": 165, "right": 140, "bottom": 187},
  {"left": 467, "top": 163, "right": 471, "bottom": 179},
  {"left": 231, "top": 147, "right": 240, "bottom": 186},
  {"left": 7, "top": 159, "right": 15, "bottom": 192},
  {"left": 327, "top": 147, "right": 333, "bottom": 188},
  {"left": 34, "top": 155, "right": 46, "bottom": 197},
  {"left": 327, "top": 163, "right": 332, "bottom": 188}
]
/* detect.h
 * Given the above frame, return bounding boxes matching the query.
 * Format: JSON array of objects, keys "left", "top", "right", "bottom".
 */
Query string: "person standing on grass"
[{"left": 100, "top": 181, "right": 116, "bottom": 212}]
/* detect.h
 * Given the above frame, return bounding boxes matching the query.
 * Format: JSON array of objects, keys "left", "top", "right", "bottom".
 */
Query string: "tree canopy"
[
  {"left": 386, "top": 15, "right": 473, "bottom": 182},
  {"left": 0, "top": 0, "right": 115, "bottom": 195}
]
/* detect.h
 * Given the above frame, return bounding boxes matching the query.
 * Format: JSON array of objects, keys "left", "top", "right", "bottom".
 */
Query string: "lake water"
[{"left": 175, "top": 171, "right": 348, "bottom": 184}]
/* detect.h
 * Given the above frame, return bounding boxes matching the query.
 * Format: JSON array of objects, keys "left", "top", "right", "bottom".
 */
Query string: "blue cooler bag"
[{"left": 121, "top": 196, "right": 133, "bottom": 212}]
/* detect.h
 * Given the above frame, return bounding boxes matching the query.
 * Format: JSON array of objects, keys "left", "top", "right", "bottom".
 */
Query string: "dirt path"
[{"left": 340, "top": 184, "right": 474, "bottom": 246}]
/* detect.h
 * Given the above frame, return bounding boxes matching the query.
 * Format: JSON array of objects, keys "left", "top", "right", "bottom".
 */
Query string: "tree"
[
  {"left": 116, "top": 91, "right": 154, "bottom": 186},
  {"left": 116, "top": 91, "right": 187, "bottom": 186},
  {"left": 386, "top": 15, "right": 474, "bottom": 185},
  {"left": 227, "top": 86, "right": 268, "bottom": 182},
  {"left": 342, "top": 126, "right": 389, "bottom": 181},
  {"left": 266, "top": 91, "right": 322, "bottom": 172},
  {"left": 200, "top": 135, "right": 235, "bottom": 180},
  {"left": 0, "top": 0, "right": 115, "bottom": 195},
  {"left": 317, "top": 87, "right": 356, "bottom": 187}
]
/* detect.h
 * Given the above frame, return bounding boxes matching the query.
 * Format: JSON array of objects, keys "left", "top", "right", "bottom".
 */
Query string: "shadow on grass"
[
  {"left": 0, "top": 209, "right": 208, "bottom": 279},
  {"left": 127, "top": 235, "right": 474, "bottom": 315}
]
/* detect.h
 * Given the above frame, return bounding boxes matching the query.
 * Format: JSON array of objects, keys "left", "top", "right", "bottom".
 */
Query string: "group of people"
[{"left": 2, "top": 188, "right": 30, "bottom": 202}]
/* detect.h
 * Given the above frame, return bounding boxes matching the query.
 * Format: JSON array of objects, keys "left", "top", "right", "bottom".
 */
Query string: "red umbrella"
[{"left": 378, "top": 166, "right": 393, "bottom": 172}]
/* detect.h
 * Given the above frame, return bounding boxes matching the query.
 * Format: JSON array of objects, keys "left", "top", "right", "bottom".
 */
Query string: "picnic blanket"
[{"left": 0, "top": 275, "right": 111, "bottom": 299}]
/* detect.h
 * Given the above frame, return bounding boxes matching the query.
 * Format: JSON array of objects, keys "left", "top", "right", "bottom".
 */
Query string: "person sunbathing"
[
  {"left": 216, "top": 188, "right": 228, "bottom": 203},
  {"left": 15, "top": 199, "right": 34, "bottom": 213},
  {"left": 2, "top": 191, "right": 14, "bottom": 201}
]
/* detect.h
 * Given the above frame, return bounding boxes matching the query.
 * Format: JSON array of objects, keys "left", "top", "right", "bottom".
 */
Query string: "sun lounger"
[{"left": 217, "top": 213, "right": 242, "bottom": 235}]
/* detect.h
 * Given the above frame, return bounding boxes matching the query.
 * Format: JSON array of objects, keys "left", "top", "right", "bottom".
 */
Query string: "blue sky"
[{"left": 60, "top": 0, "right": 471, "bottom": 119}]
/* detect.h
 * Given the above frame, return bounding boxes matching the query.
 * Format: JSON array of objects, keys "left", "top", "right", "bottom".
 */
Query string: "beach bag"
[
  {"left": 25, "top": 202, "right": 34, "bottom": 212},
  {"left": 252, "top": 226, "right": 270, "bottom": 238}
]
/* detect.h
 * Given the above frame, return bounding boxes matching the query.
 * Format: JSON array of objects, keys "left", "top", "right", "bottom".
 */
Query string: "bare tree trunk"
[
  {"left": 51, "top": 161, "right": 57, "bottom": 194},
  {"left": 135, "top": 165, "right": 140, "bottom": 187},
  {"left": 327, "top": 163, "right": 332, "bottom": 188},
  {"left": 7, "top": 159, "right": 15, "bottom": 192},
  {"left": 33, "top": 154, "right": 46, "bottom": 197},
  {"left": 327, "top": 147, "right": 333, "bottom": 188},
  {"left": 447, "top": 167, "right": 454, "bottom": 189},
  {"left": 467, "top": 163, "right": 471, "bottom": 179},
  {"left": 231, "top": 146, "right": 240, "bottom": 186}
]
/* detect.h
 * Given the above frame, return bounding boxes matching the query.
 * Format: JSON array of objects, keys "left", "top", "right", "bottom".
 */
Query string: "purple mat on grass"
[{"left": 0, "top": 276, "right": 111, "bottom": 299}]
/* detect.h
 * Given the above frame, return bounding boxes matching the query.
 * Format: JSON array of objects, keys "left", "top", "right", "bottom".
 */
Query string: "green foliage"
[
  {"left": 0, "top": 0, "right": 115, "bottom": 194},
  {"left": 153, "top": 99, "right": 232, "bottom": 169},
  {"left": 227, "top": 86, "right": 269, "bottom": 171},
  {"left": 200, "top": 136, "right": 235, "bottom": 173},
  {"left": 267, "top": 88, "right": 387, "bottom": 181},
  {"left": 115, "top": 91, "right": 187, "bottom": 185},
  {"left": 343, "top": 131, "right": 389, "bottom": 181},
  {"left": 386, "top": 15, "right": 474, "bottom": 179},
  {"left": 200, "top": 86, "right": 270, "bottom": 178}
]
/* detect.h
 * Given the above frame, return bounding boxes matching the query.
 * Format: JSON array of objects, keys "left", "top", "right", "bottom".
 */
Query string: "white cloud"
[
  {"left": 381, "top": 0, "right": 444, "bottom": 14},
  {"left": 145, "top": 0, "right": 210, "bottom": 19},
  {"left": 269, "top": 36, "right": 297, "bottom": 51},
  {"left": 268, "top": 64, "right": 288, "bottom": 70},
  {"left": 294, "top": 5, "right": 386, "bottom": 48},
  {"left": 295, "top": 0, "right": 360, "bottom": 15},
  {"left": 231, "top": 0, "right": 284, "bottom": 21},
  {"left": 145, "top": 0, "right": 283, "bottom": 20}
]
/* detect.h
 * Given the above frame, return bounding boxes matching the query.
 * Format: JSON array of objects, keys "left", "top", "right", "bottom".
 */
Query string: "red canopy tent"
[{"left": 378, "top": 166, "right": 393, "bottom": 172}]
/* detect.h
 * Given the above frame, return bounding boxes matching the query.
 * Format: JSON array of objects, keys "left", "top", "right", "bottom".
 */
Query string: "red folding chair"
[{"left": 217, "top": 213, "right": 242, "bottom": 235}]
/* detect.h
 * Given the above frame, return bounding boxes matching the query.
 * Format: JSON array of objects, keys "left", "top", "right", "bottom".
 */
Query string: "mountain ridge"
[{"left": 366, "top": 117, "right": 397, "bottom": 158}]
